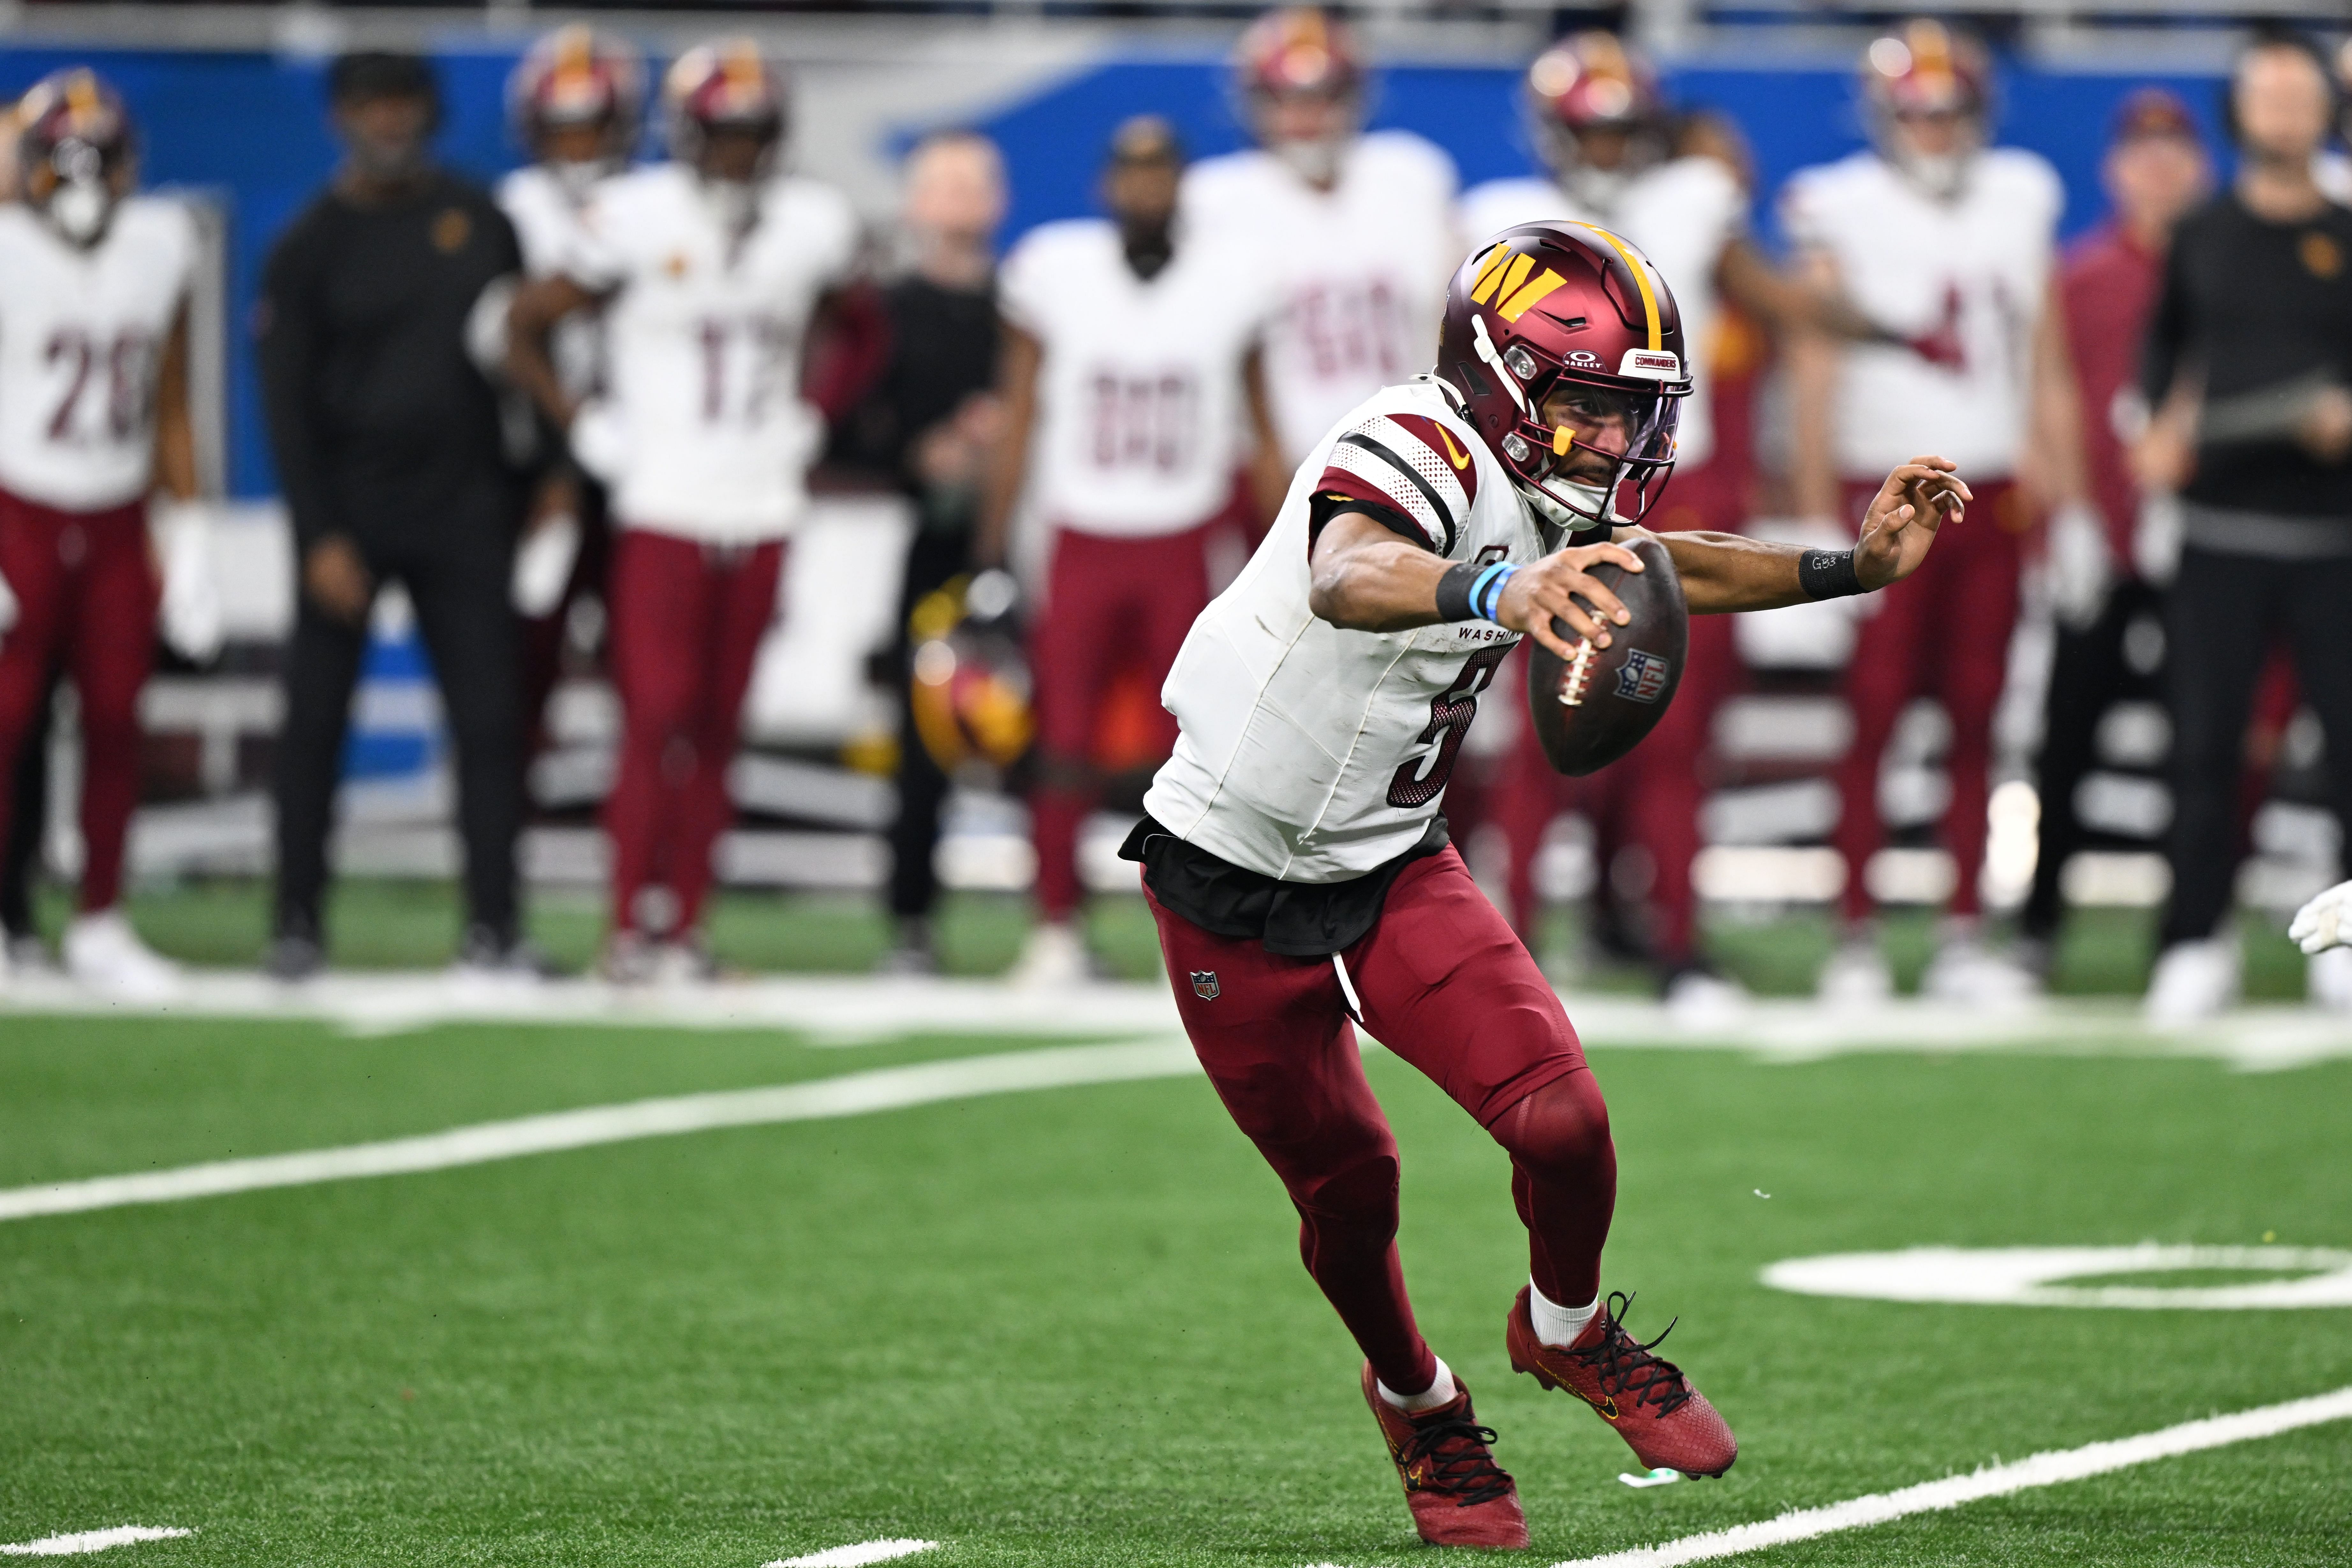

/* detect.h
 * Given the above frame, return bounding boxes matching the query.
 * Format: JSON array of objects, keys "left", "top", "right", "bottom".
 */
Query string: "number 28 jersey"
[
  {"left": 1145, "top": 377, "right": 1552, "bottom": 883},
  {"left": 568, "top": 165, "right": 858, "bottom": 542},
  {"left": 0, "top": 197, "right": 197, "bottom": 512}
]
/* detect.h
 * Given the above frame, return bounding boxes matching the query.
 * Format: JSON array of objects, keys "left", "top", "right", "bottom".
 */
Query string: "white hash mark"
[
  {"left": 0, "top": 1526, "right": 193, "bottom": 1557},
  {"left": 765, "top": 1540, "right": 939, "bottom": 1568},
  {"left": 1543, "top": 1384, "right": 2352, "bottom": 1568}
]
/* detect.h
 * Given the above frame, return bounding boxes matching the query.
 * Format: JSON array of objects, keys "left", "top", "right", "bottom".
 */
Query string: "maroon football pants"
[
  {"left": 1833, "top": 476, "right": 2024, "bottom": 923},
  {"left": 1029, "top": 520, "right": 1212, "bottom": 920},
  {"left": 1147, "top": 846, "right": 1614, "bottom": 1398},
  {"left": 603, "top": 527, "right": 784, "bottom": 938},
  {"left": 0, "top": 489, "right": 156, "bottom": 913}
]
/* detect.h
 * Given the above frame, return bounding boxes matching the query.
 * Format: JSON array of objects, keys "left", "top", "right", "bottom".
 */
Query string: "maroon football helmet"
[
  {"left": 510, "top": 25, "right": 644, "bottom": 162},
  {"left": 15, "top": 68, "right": 136, "bottom": 244},
  {"left": 1434, "top": 222, "right": 1691, "bottom": 531},
  {"left": 663, "top": 39, "right": 786, "bottom": 172}
]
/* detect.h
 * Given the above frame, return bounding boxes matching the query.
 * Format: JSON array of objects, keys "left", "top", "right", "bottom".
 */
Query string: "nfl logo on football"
[
  {"left": 1616, "top": 649, "right": 1671, "bottom": 704},
  {"left": 1190, "top": 971, "right": 1220, "bottom": 1000}
]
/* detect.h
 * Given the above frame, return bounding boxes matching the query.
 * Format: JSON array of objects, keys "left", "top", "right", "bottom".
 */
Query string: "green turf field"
[
  {"left": 13, "top": 877, "right": 2326, "bottom": 998},
  {"left": 3, "top": 992, "right": 2347, "bottom": 1565}
]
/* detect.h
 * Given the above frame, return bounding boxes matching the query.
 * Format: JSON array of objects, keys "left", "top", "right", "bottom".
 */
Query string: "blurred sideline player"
[
  {"left": 1183, "top": 8, "right": 1458, "bottom": 465},
  {"left": 2133, "top": 33, "right": 2352, "bottom": 1021},
  {"left": 2317, "top": 40, "right": 2352, "bottom": 202},
  {"left": 509, "top": 40, "right": 859, "bottom": 981},
  {"left": 498, "top": 26, "right": 644, "bottom": 759},
  {"left": 0, "top": 70, "right": 197, "bottom": 997},
  {"left": 829, "top": 131, "right": 1008, "bottom": 975},
  {"left": 1125, "top": 219, "right": 1970, "bottom": 1546},
  {"left": 1458, "top": 36, "right": 1870, "bottom": 1016},
  {"left": 2019, "top": 91, "right": 2210, "bottom": 973},
  {"left": 1783, "top": 19, "right": 2087, "bottom": 1005},
  {"left": 975, "top": 117, "right": 1284, "bottom": 987}
]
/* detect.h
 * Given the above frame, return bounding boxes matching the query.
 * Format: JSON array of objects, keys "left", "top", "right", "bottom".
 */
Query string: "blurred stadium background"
[{"left": 0, "top": 0, "right": 2341, "bottom": 992}]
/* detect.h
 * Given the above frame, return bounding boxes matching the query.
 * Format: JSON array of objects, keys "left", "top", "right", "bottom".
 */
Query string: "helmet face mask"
[
  {"left": 1438, "top": 225, "right": 1690, "bottom": 532},
  {"left": 16, "top": 69, "right": 136, "bottom": 247}
]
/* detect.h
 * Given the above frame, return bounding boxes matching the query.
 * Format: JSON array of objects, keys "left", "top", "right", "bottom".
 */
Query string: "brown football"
[{"left": 1526, "top": 534, "right": 1688, "bottom": 777}]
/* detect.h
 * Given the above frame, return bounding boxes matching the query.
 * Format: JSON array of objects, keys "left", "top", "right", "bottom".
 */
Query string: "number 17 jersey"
[{"left": 1144, "top": 377, "right": 1549, "bottom": 883}]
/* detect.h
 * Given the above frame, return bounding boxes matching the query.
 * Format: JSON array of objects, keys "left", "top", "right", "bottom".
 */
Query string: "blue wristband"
[{"left": 1470, "top": 562, "right": 1518, "bottom": 622}]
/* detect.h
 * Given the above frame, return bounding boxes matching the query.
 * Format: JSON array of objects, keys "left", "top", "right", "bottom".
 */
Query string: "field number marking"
[
  {"left": 1542, "top": 1384, "right": 2352, "bottom": 1568},
  {"left": 1764, "top": 1244, "right": 2352, "bottom": 1309},
  {"left": 0, "top": 1527, "right": 192, "bottom": 1557},
  {"left": 767, "top": 1542, "right": 938, "bottom": 1568}
]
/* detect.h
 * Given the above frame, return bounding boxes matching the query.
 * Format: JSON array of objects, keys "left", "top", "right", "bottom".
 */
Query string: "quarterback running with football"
[{"left": 1124, "top": 222, "right": 1968, "bottom": 1548}]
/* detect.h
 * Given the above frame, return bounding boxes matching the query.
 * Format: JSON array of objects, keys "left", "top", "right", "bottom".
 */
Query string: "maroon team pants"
[
  {"left": 1029, "top": 520, "right": 1213, "bottom": 919},
  {"left": 0, "top": 489, "right": 156, "bottom": 913},
  {"left": 1833, "top": 476, "right": 2024, "bottom": 922},
  {"left": 603, "top": 527, "right": 784, "bottom": 938},
  {"left": 1147, "top": 845, "right": 1616, "bottom": 1398}
]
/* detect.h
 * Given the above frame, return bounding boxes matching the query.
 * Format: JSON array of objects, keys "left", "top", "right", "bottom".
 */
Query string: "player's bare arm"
[
  {"left": 1625, "top": 457, "right": 1971, "bottom": 614},
  {"left": 152, "top": 303, "right": 199, "bottom": 504},
  {"left": 971, "top": 318, "right": 1043, "bottom": 571},
  {"left": 505, "top": 272, "right": 607, "bottom": 429},
  {"left": 1308, "top": 510, "right": 1639, "bottom": 662},
  {"left": 1241, "top": 344, "right": 1289, "bottom": 530}
]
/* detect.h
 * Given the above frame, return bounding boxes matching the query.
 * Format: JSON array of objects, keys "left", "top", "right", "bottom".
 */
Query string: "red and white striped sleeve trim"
[{"left": 1315, "top": 410, "right": 1479, "bottom": 556}]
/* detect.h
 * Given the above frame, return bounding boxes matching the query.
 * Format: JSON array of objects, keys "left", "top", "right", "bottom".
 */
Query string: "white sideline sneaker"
[
  {"left": 1663, "top": 967, "right": 1750, "bottom": 1029},
  {"left": 1921, "top": 938, "right": 2040, "bottom": 1009},
  {"left": 2144, "top": 937, "right": 2240, "bottom": 1024},
  {"left": 1009, "top": 921, "right": 1091, "bottom": 990},
  {"left": 2307, "top": 946, "right": 2352, "bottom": 1014},
  {"left": 63, "top": 909, "right": 183, "bottom": 1001},
  {"left": 1817, "top": 937, "right": 1893, "bottom": 1009}
]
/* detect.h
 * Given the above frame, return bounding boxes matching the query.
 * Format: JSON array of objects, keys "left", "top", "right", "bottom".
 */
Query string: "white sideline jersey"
[
  {"left": 1181, "top": 131, "right": 1459, "bottom": 464},
  {"left": 1780, "top": 148, "right": 2061, "bottom": 479},
  {"left": 498, "top": 164, "right": 607, "bottom": 404},
  {"left": 1458, "top": 157, "right": 1746, "bottom": 470},
  {"left": 0, "top": 197, "right": 196, "bottom": 512},
  {"left": 999, "top": 219, "right": 1272, "bottom": 537},
  {"left": 1145, "top": 378, "right": 1555, "bottom": 882},
  {"left": 568, "top": 164, "right": 859, "bottom": 541}
]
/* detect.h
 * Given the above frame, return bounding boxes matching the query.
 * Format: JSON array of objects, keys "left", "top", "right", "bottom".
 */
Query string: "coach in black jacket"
[
  {"left": 2136, "top": 29, "right": 2352, "bottom": 1018},
  {"left": 256, "top": 52, "right": 531, "bottom": 979}
]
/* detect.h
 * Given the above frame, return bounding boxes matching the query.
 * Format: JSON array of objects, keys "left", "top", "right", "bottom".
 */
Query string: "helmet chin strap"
[{"left": 1470, "top": 315, "right": 1529, "bottom": 413}]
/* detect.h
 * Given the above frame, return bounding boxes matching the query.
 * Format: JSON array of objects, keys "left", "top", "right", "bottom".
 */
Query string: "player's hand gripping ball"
[{"left": 1525, "top": 534, "right": 1687, "bottom": 776}]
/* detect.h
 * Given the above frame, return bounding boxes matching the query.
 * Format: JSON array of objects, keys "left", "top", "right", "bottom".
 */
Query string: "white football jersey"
[
  {"left": 568, "top": 164, "right": 859, "bottom": 541},
  {"left": 0, "top": 197, "right": 196, "bottom": 511},
  {"left": 1181, "top": 131, "right": 1460, "bottom": 465},
  {"left": 1459, "top": 156, "right": 1746, "bottom": 469},
  {"left": 498, "top": 163, "right": 608, "bottom": 404},
  {"left": 1147, "top": 377, "right": 1582, "bottom": 882},
  {"left": 999, "top": 219, "right": 1272, "bottom": 538},
  {"left": 1780, "top": 148, "right": 2061, "bottom": 479}
]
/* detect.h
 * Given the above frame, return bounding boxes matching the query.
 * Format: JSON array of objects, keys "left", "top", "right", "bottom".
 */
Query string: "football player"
[
  {"left": 0, "top": 70, "right": 196, "bottom": 998},
  {"left": 1182, "top": 8, "right": 1459, "bottom": 465},
  {"left": 507, "top": 41, "right": 860, "bottom": 982},
  {"left": 1781, "top": 19, "right": 2085, "bottom": 1005},
  {"left": 1461, "top": 36, "right": 1872, "bottom": 1017},
  {"left": 1125, "top": 222, "right": 1968, "bottom": 1546},
  {"left": 975, "top": 117, "right": 1284, "bottom": 988},
  {"left": 497, "top": 26, "right": 644, "bottom": 756}
]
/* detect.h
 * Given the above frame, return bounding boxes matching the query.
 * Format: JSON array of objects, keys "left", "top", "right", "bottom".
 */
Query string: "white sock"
[
  {"left": 1529, "top": 1280, "right": 1600, "bottom": 1348},
  {"left": 1376, "top": 1356, "right": 1458, "bottom": 1413}
]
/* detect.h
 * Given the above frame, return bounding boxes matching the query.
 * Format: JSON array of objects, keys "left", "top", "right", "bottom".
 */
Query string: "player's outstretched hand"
[
  {"left": 1496, "top": 540, "right": 1644, "bottom": 662},
  {"left": 2289, "top": 880, "right": 2352, "bottom": 954},
  {"left": 1855, "top": 456, "right": 1972, "bottom": 591}
]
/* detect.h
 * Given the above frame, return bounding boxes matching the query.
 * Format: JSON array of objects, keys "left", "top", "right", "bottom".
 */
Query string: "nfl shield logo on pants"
[{"left": 1191, "top": 970, "right": 1221, "bottom": 1000}]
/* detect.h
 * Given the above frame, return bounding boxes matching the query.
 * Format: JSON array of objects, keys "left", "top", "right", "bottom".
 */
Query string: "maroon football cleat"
[
  {"left": 1358, "top": 1362, "right": 1529, "bottom": 1550},
  {"left": 1506, "top": 1289, "right": 1738, "bottom": 1477}
]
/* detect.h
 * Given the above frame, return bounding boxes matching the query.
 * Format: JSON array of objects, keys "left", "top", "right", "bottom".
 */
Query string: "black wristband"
[
  {"left": 1798, "top": 547, "right": 1864, "bottom": 600},
  {"left": 1434, "top": 560, "right": 1481, "bottom": 622}
]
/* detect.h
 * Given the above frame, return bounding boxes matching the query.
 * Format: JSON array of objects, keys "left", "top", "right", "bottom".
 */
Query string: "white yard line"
[
  {"left": 0, "top": 1526, "right": 192, "bottom": 1557},
  {"left": 0, "top": 1040, "right": 1199, "bottom": 1225},
  {"left": 764, "top": 1541, "right": 939, "bottom": 1568},
  {"left": 1543, "top": 1384, "right": 2352, "bottom": 1568}
]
